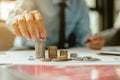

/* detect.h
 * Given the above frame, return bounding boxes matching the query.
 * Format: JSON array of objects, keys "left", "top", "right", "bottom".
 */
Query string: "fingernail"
[
  {"left": 27, "top": 37, "right": 30, "bottom": 40},
  {"left": 17, "top": 34, "right": 22, "bottom": 37},
  {"left": 18, "top": 35, "right": 22, "bottom": 37},
  {"left": 36, "top": 30, "right": 40, "bottom": 38},
  {"left": 37, "top": 33, "right": 40, "bottom": 38},
  {"left": 40, "top": 33, "right": 46, "bottom": 39},
  {"left": 32, "top": 38, "right": 36, "bottom": 42},
  {"left": 32, "top": 35, "right": 37, "bottom": 42},
  {"left": 40, "top": 38, "right": 45, "bottom": 42}
]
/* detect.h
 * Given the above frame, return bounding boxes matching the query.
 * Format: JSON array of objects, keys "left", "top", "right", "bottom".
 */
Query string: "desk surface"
[
  {"left": 0, "top": 65, "right": 119, "bottom": 80},
  {"left": 0, "top": 47, "right": 120, "bottom": 65},
  {"left": 0, "top": 47, "right": 120, "bottom": 80}
]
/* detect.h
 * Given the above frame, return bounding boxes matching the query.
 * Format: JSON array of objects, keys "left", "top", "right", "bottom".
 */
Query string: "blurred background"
[{"left": 0, "top": 0, "right": 120, "bottom": 51}]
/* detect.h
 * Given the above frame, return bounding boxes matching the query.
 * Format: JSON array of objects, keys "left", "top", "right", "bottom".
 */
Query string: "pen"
[
  {"left": 86, "top": 34, "right": 98, "bottom": 43},
  {"left": 85, "top": 39, "right": 91, "bottom": 43}
]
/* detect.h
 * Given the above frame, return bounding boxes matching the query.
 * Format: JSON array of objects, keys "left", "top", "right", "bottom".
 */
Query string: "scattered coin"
[
  {"left": 75, "top": 56, "right": 101, "bottom": 61},
  {"left": 52, "top": 58, "right": 67, "bottom": 62},
  {"left": 91, "top": 58, "right": 101, "bottom": 61},
  {"left": 52, "top": 58, "right": 61, "bottom": 62},
  {"left": 58, "top": 55, "right": 67, "bottom": 60},
  {"left": 75, "top": 57, "right": 83, "bottom": 61},
  {"left": 52, "top": 55, "right": 71, "bottom": 62},
  {"left": 29, "top": 56, "right": 34, "bottom": 57},
  {"left": 114, "top": 58, "right": 119, "bottom": 60},
  {"left": 35, "top": 44, "right": 101, "bottom": 62},
  {"left": 28, "top": 57, "right": 35, "bottom": 61}
]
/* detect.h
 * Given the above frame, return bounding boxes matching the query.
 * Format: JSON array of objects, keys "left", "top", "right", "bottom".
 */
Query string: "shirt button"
[{"left": 64, "top": 43, "right": 69, "bottom": 48}]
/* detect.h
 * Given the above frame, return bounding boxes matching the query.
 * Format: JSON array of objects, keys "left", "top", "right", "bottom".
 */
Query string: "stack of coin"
[
  {"left": 70, "top": 53, "right": 78, "bottom": 60},
  {"left": 48, "top": 46, "right": 57, "bottom": 59},
  {"left": 35, "top": 42, "right": 45, "bottom": 59},
  {"left": 75, "top": 56, "right": 101, "bottom": 61},
  {"left": 60, "top": 50, "right": 68, "bottom": 58}
]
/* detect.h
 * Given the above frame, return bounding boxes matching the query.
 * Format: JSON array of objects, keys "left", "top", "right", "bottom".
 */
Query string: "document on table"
[{"left": 99, "top": 46, "right": 120, "bottom": 56}]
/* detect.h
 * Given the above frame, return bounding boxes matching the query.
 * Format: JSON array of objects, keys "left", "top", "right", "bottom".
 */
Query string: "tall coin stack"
[
  {"left": 35, "top": 42, "right": 45, "bottom": 59},
  {"left": 48, "top": 46, "right": 57, "bottom": 59}
]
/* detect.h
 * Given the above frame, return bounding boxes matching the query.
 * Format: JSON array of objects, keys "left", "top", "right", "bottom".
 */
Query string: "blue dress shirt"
[{"left": 6, "top": 0, "right": 91, "bottom": 48}]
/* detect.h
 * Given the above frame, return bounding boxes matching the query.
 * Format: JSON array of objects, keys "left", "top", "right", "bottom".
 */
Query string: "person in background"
[{"left": 6, "top": 0, "right": 105, "bottom": 50}]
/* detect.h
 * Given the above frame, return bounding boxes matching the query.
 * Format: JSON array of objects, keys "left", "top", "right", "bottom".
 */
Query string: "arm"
[
  {"left": 74, "top": 0, "right": 91, "bottom": 47},
  {"left": 6, "top": 0, "right": 36, "bottom": 30},
  {"left": 74, "top": 0, "right": 105, "bottom": 50},
  {"left": 6, "top": 0, "right": 46, "bottom": 41}
]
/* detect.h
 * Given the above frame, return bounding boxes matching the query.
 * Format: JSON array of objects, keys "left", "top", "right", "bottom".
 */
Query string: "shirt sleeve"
[
  {"left": 6, "top": 0, "right": 36, "bottom": 30},
  {"left": 73, "top": 0, "right": 92, "bottom": 47}
]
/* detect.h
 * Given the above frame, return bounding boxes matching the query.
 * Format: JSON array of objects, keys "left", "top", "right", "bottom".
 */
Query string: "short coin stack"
[
  {"left": 60, "top": 50, "right": 68, "bottom": 58},
  {"left": 35, "top": 45, "right": 101, "bottom": 62},
  {"left": 35, "top": 42, "right": 45, "bottom": 59},
  {"left": 70, "top": 53, "right": 78, "bottom": 60},
  {"left": 52, "top": 50, "right": 71, "bottom": 62},
  {"left": 48, "top": 46, "right": 57, "bottom": 59}
]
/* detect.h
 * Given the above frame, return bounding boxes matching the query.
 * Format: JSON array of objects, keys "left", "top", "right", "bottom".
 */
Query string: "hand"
[
  {"left": 86, "top": 34, "right": 105, "bottom": 50},
  {"left": 11, "top": 10, "right": 47, "bottom": 41}
]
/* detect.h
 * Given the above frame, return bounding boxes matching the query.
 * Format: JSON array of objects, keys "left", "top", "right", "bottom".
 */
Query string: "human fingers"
[
  {"left": 31, "top": 10, "right": 47, "bottom": 40},
  {"left": 86, "top": 34, "right": 105, "bottom": 50},
  {"left": 23, "top": 10, "right": 38, "bottom": 41},
  {"left": 87, "top": 34, "right": 103, "bottom": 44},
  {"left": 12, "top": 20, "right": 22, "bottom": 37},
  {"left": 87, "top": 35, "right": 97, "bottom": 42},
  {"left": 86, "top": 35, "right": 100, "bottom": 50},
  {"left": 93, "top": 34, "right": 105, "bottom": 46},
  {"left": 86, "top": 39, "right": 101, "bottom": 50},
  {"left": 87, "top": 44, "right": 101, "bottom": 50},
  {"left": 86, "top": 39, "right": 103, "bottom": 50},
  {"left": 18, "top": 15, "right": 31, "bottom": 40}
]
